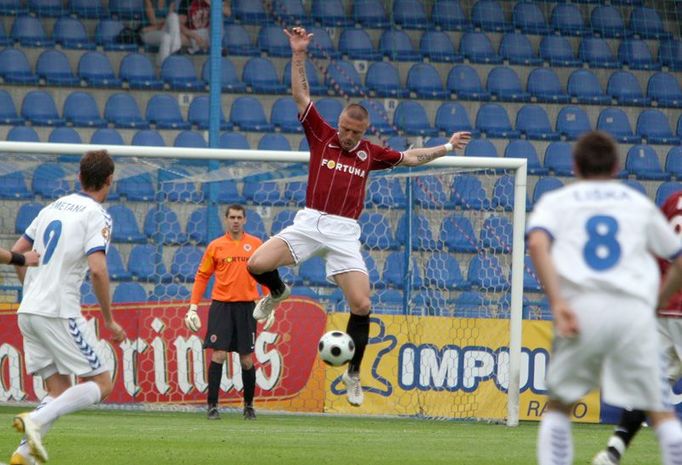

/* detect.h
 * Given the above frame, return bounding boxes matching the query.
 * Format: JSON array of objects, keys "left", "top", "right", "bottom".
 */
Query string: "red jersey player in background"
[
  {"left": 593, "top": 190, "right": 682, "bottom": 465},
  {"left": 246, "top": 26, "right": 471, "bottom": 407}
]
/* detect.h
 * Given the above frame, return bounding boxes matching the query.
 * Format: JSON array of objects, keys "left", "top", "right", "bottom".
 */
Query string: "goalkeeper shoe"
[
  {"left": 207, "top": 406, "right": 220, "bottom": 420},
  {"left": 592, "top": 450, "right": 620, "bottom": 465},
  {"left": 9, "top": 452, "right": 38, "bottom": 465},
  {"left": 243, "top": 406, "right": 256, "bottom": 420},
  {"left": 253, "top": 285, "right": 291, "bottom": 323},
  {"left": 342, "top": 370, "right": 364, "bottom": 407},
  {"left": 12, "top": 414, "right": 47, "bottom": 464}
]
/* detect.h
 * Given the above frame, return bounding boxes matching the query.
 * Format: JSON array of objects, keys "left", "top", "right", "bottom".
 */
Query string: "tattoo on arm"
[
  {"left": 415, "top": 151, "right": 440, "bottom": 163},
  {"left": 295, "top": 61, "right": 308, "bottom": 92}
]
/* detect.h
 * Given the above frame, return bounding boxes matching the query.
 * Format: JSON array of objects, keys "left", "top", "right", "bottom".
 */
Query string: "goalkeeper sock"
[
  {"left": 242, "top": 367, "right": 256, "bottom": 407},
  {"left": 537, "top": 410, "right": 573, "bottom": 465},
  {"left": 249, "top": 269, "right": 286, "bottom": 298},
  {"left": 207, "top": 361, "right": 223, "bottom": 407},
  {"left": 609, "top": 409, "right": 646, "bottom": 459},
  {"left": 346, "top": 313, "right": 370, "bottom": 374}
]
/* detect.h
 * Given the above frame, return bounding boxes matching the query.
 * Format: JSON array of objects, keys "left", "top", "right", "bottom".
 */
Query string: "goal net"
[{"left": 0, "top": 142, "right": 526, "bottom": 426}]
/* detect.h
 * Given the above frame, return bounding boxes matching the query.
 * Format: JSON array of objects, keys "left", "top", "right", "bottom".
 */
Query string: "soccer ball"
[{"left": 317, "top": 331, "right": 355, "bottom": 366}]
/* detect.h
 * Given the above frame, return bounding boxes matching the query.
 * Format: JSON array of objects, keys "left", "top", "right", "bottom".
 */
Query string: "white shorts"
[
  {"left": 18, "top": 313, "right": 107, "bottom": 378},
  {"left": 658, "top": 318, "right": 682, "bottom": 382},
  {"left": 275, "top": 208, "right": 367, "bottom": 283},
  {"left": 546, "top": 291, "right": 671, "bottom": 412}
]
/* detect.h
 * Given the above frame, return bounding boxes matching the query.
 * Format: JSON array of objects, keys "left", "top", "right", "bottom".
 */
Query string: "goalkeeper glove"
[{"left": 184, "top": 304, "right": 201, "bottom": 332}]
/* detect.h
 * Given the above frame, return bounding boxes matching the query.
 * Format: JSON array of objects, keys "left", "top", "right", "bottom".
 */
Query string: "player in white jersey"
[
  {"left": 8, "top": 150, "right": 126, "bottom": 465},
  {"left": 0, "top": 247, "right": 39, "bottom": 267},
  {"left": 527, "top": 131, "right": 682, "bottom": 465}
]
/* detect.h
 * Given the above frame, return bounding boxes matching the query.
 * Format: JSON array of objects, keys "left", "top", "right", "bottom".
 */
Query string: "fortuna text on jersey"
[{"left": 321, "top": 158, "right": 367, "bottom": 178}]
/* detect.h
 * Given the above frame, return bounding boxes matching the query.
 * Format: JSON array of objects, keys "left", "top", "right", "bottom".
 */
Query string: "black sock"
[
  {"left": 249, "top": 269, "right": 286, "bottom": 297},
  {"left": 242, "top": 366, "right": 256, "bottom": 407},
  {"left": 207, "top": 361, "right": 223, "bottom": 407},
  {"left": 609, "top": 409, "right": 646, "bottom": 458},
  {"left": 346, "top": 313, "right": 370, "bottom": 374}
]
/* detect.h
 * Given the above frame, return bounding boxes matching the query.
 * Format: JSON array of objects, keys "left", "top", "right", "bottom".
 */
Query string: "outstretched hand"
[
  {"left": 552, "top": 300, "right": 579, "bottom": 338},
  {"left": 448, "top": 131, "right": 472, "bottom": 151},
  {"left": 284, "top": 26, "right": 313, "bottom": 53}
]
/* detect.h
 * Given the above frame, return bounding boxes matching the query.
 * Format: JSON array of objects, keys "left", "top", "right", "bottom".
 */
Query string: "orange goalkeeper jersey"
[{"left": 190, "top": 232, "right": 263, "bottom": 304}]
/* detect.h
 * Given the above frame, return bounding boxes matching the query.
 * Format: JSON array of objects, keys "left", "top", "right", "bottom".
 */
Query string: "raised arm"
[
  {"left": 284, "top": 27, "right": 313, "bottom": 114},
  {"left": 399, "top": 131, "right": 472, "bottom": 167}
]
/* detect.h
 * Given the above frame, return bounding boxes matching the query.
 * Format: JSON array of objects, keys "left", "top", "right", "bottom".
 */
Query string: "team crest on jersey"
[
  {"left": 101, "top": 226, "right": 111, "bottom": 241},
  {"left": 357, "top": 150, "right": 368, "bottom": 161},
  {"left": 243, "top": 243, "right": 252, "bottom": 252},
  {"left": 210, "top": 334, "right": 217, "bottom": 343}
]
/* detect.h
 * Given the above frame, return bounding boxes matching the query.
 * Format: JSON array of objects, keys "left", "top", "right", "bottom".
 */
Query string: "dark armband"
[{"left": 9, "top": 252, "right": 26, "bottom": 266}]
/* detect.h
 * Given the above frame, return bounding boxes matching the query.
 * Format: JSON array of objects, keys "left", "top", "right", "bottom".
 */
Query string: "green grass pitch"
[{"left": 0, "top": 406, "right": 662, "bottom": 464}]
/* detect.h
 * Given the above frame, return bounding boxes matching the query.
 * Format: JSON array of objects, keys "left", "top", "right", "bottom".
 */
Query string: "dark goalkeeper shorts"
[{"left": 203, "top": 301, "right": 257, "bottom": 355}]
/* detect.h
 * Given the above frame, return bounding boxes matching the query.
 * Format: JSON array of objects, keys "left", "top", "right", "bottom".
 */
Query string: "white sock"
[
  {"left": 655, "top": 419, "right": 682, "bottom": 465},
  {"left": 29, "top": 382, "right": 101, "bottom": 429},
  {"left": 537, "top": 411, "right": 573, "bottom": 465},
  {"left": 17, "top": 395, "right": 55, "bottom": 457}
]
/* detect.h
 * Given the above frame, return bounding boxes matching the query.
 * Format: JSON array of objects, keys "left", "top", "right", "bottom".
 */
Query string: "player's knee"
[
  {"left": 95, "top": 376, "right": 114, "bottom": 400},
  {"left": 246, "top": 255, "right": 263, "bottom": 275},
  {"left": 349, "top": 297, "right": 371, "bottom": 316},
  {"left": 212, "top": 351, "right": 227, "bottom": 364},
  {"left": 240, "top": 356, "right": 254, "bottom": 370}
]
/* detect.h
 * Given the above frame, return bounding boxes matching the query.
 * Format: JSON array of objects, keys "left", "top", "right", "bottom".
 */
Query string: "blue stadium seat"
[
  {"left": 433, "top": 0, "right": 471, "bottom": 31},
  {"left": 106, "top": 245, "right": 131, "bottom": 281},
  {"left": 0, "top": 20, "right": 10, "bottom": 46},
  {"left": 257, "top": 25, "right": 289, "bottom": 57},
  {"left": 243, "top": 180, "right": 284, "bottom": 206},
  {"left": 71, "top": 0, "right": 107, "bottom": 18},
  {"left": 32, "top": 163, "right": 69, "bottom": 199},
  {"left": 311, "top": 0, "right": 352, "bottom": 27},
  {"left": 532, "top": 177, "right": 564, "bottom": 204},
  {"left": 271, "top": 97, "right": 301, "bottom": 133},
  {"left": 113, "top": 282, "right": 147, "bottom": 303},
  {"left": 53, "top": 17, "right": 95, "bottom": 50},
  {"left": 119, "top": 53, "right": 163, "bottom": 90},
  {"left": 453, "top": 291, "right": 488, "bottom": 317},
  {"left": 629, "top": 6, "right": 670, "bottom": 39},
  {"left": 590, "top": 5, "right": 628, "bottom": 38},
  {"left": 243, "top": 57, "right": 287, "bottom": 94},
  {"left": 607, "top": 71, "right": 650, "bottom": 106},
  {"left": 128, "top": 245, "right": 171, "bottom": 283},
  {"left": 407, "top": 63, "right": 447, "bottom": 99},
  {"left": 597, "top": 108, "right": 641, "bottom": 144},
  {"left": 36, "top": 49, "right": 80, "bottom": 86},
  {"left": 78, "top": 51, "right": 121, "bottom": 88},
  {"left": 15, "top": 202, "right": 42, "bottom": 233},
  {"left": 175, "top": 131, "right": 208, "bottom": 154},
  {"left": 282, "top": 59, "right": 326, "bottom": 95},
  {"left": 144, "top": 206, "right": 188, "bottom": 244},
  {"left": 471, "top": 0, "right": 512, "bottom": 32},
  {"left": 370, "top": 289, "right": 403, "bottom": 314},
  {"left": 80, "top": 281, "right": 98, "bottom": 305},
  {"left": 467, "top": 254, "right": 509, "bottom": 291},
  {"left": 656, "top": 182, "right": 682, "bottom": 206},
  {"left": 515, "top": 106, "right": 559, "bottom": 141},
  {"left": 146, "top": 94, "right": 190, "bottom": 130},
  {"left": 222, "top": 24, "right": 259, "bottom": 56},
  {"left": 500, "top": 33, "right": 542, "bottom": 66},
  {"left": 366, "top": 176, "right": 406, "bottom": 208},
  {"left": 420, "top": 30, "right": 462, "bottom": 63},
  {"left": 492, "top": 175, "right": 528, "bottom": 211},
  {"left": 475, "top": 104, "right": 520, "bottom": 138},
  {"left": 450, "top": 175, "right": 491, "bottom": 211},
  {"left": 460, "top": 32, "right": 502, "bottom": 64},
  {"left": 219, "top": 132, "right": 250, "bottom": 149},
  {"left": 325, "top": 61, "right": 365, "bottom": 96},
  {"left": 233, "top": 0, "right": 268, "bottom": 24},
  {"left": 647, "top": 73, "right": 682, "bottom": 108},
  {"left": 544, "top": 142, "right": 574, "bottom": 176},
  {"left": 337, "top": 28, "right": 381, "bottom": 60},
  {"left": 379, "top": 29, "right": 421, "bottom": 61},
  {"left": 625, "top": 144, "right": 670, "bottom": 180},
  {"left": 202, "top": 57, "right": 246, "bottom": 93},
  {"left": 579, "top": 37, "right": 621, "bottom": 68},
  {"left": 678, "top": 115, "right": 682, "bottom": 139},
  {"left": 0, "top": 48, "right": 38, "bottom": 84},
  {"left": 108, "top": 204, "right": 146, "bottom": 243},
  {"left": 149, "top": 284, "right": 190, "bottom": 301},
  {"left": 0, "top": 90, "right": 23, "bottom": 125},
  {"left": 446, "top": 65, "right": 491, "bottom": 100},
  {"left": 568, "top": 69, "right": 611, "bottom": 104},
  {"left": 464, "top": 139, "right": 497, "bottom": 157},
  {"left": 556, "top": 106, "right": 592, "bottom": 140},
  {"left": 523, "top": 256, "right": 542, "bottom": 292},
  {"left": 396, "top": 213, "right": 437, "bottom": 250},
  {"left": 170, "top": 246, "right": 202, "bottom": 282},
  {"left": 158, "top": 165, "right": 202, "bottom": 202},
  {"left": 21, "top": 91, "right": 65, "bottom": 126},
  {"left": 109, "top": 0, "right": 144, "bottom": 19},
  {"left": 618, "top": 39, "right": 660, "bottom": 70},
  {"left": 202, "top": 178, "right": 244, "bottom": 203},
  {"left": 539, "top": 35, "right": 582, "bottom": 67},
  {"left": 7, "top": 126, "right": 39, "bottom": 142},
  {"left": 365, "top": 62, "right": 409, "bottom": 98},
  {"left": 258, "top": 133, "right": 291, "bottom": 151},
  {"left": 479, "top": 215, "right": 513, "bottom": 253},
  {"left": 383, "top": 251, "right": 423, "bottom": 289},
  {"left": 424, "top": 253, "right": 469, "bottom": 290},
  {"left": 0, "top": 0, "right": 26, "bottom": 15},
  {"left": 393, "top": 0, "right": 430, "bottom": 29},
  {"left": 665, "top": 147, "right": 682, "bottom": 179},
  {"left": 117, "top": 172, "right": 155, "bottom": 201},
  {"left": 359, "top": 212, "right": 399, "bottom": 250},
  {"left": 393, "top": 101, "right": 438, "bottom": 136},
  {"left": 486, "top": 66, "right": 530, "bottom": 102},
  {"left": 48, "top": 127, "right": 81, "bottom": 144},
  {"left": 659, "top": 39, "right": 682, "bottom": 71},
  {"left": 131, "top": 129, "right": 165, "bottom": 147},
  {"left": 91, "top": 128, "right": 124, "bottom": 146},
  {"left": 230, "top": 96, "right": 274, "bottom": 132},
  {"left": 273, "top": 0, "right": 310, "bottom": 25},
  {"left": 550, "top": 3, "right": 588, "bottom": 36},
  {"left": 0, "top": 161, "right": 31, "bottom": 199},
  {"left": 299, "top": 256, "right": 330, "bottom": 286},
  {"left": 527, "top": 68, "right": 570, "bottom": 103},
  {"left": 161, "top": 55, "right": 204, "bottom": 90},
  {"left": 636, "top": 110, "right": 680, "bottom": 145},
  {"left": 513, "top": 1, "right": 550, "bottom": 35},
  {"left": 63, "top": 92, "right": 106, "bottom": 128},
  {"left": 11, "top": 15, "right": 53, "bottom": 47},
  {"left": 283, "top": 181, "right": 306, "bottom": 206},
  {"left": 505, "top": 139, "right": 549, "bottom": 174},
  {"left": 385, "top": 136, "right": 408, "bottom": 151},
  {"left": 352, "top": 0, "right": 389, "bottom": 28},
  {"left": 439, "top": 214, "right": 479, "bottom": 252},
  {"left": 95, "top": 19, "right": 137, "bottom": 51},
  {"left": 359, "top": 99, "right": 395, "bottom": 135},
  {"left": 413, "top": 175, "right": 449, "bottom": 209},
  {"left": 622, "top": 180, "right": 647, "bottom": 196},
  {"left": 435, "top": 103, "right": 479, "bottom": 137},
  {"left": 188, "top": 95, "right": 231, "bottom": 130},
  {"left": 271, "top": 210, "right": 297, "bottom": 235},
  {"left": 306, "top": 26, "right": 340, "bottom": 59}
]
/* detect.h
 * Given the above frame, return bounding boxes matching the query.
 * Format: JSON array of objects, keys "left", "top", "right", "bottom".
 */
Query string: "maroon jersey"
[
  {"left": 658, "top": 190, "right": 682, "bottom": 317},
  {"left": 300, "top": 102, "right": 403, "bottom": 219}
]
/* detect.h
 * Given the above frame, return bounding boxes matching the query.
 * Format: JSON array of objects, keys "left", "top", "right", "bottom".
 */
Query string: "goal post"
[{"left": 0, "top": 141, "right": 527, "bottom": 426}]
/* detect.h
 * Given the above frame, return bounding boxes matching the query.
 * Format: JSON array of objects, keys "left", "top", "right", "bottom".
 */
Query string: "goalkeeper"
[
  {"left": 184, "top": 205, "right": 263, "bottom": 420},
  {"left": 246, "top": 26, "right": 471, "bottom": 407}
]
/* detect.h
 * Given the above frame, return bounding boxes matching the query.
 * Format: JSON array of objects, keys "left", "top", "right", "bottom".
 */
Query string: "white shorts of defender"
[
  {"left": 546, "top": 291, "right": 672, "bottom": 412},
  {"left": 18, "top": 313, "right": 108, "bottom": 378},
  {"left": 275, "top": 208, "right": 368, "bottom": 283}
]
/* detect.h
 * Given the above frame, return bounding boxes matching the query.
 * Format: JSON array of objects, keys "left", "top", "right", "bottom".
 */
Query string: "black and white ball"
[{"left": 318, "top": 331, "right": 355, "bottom": 366}]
